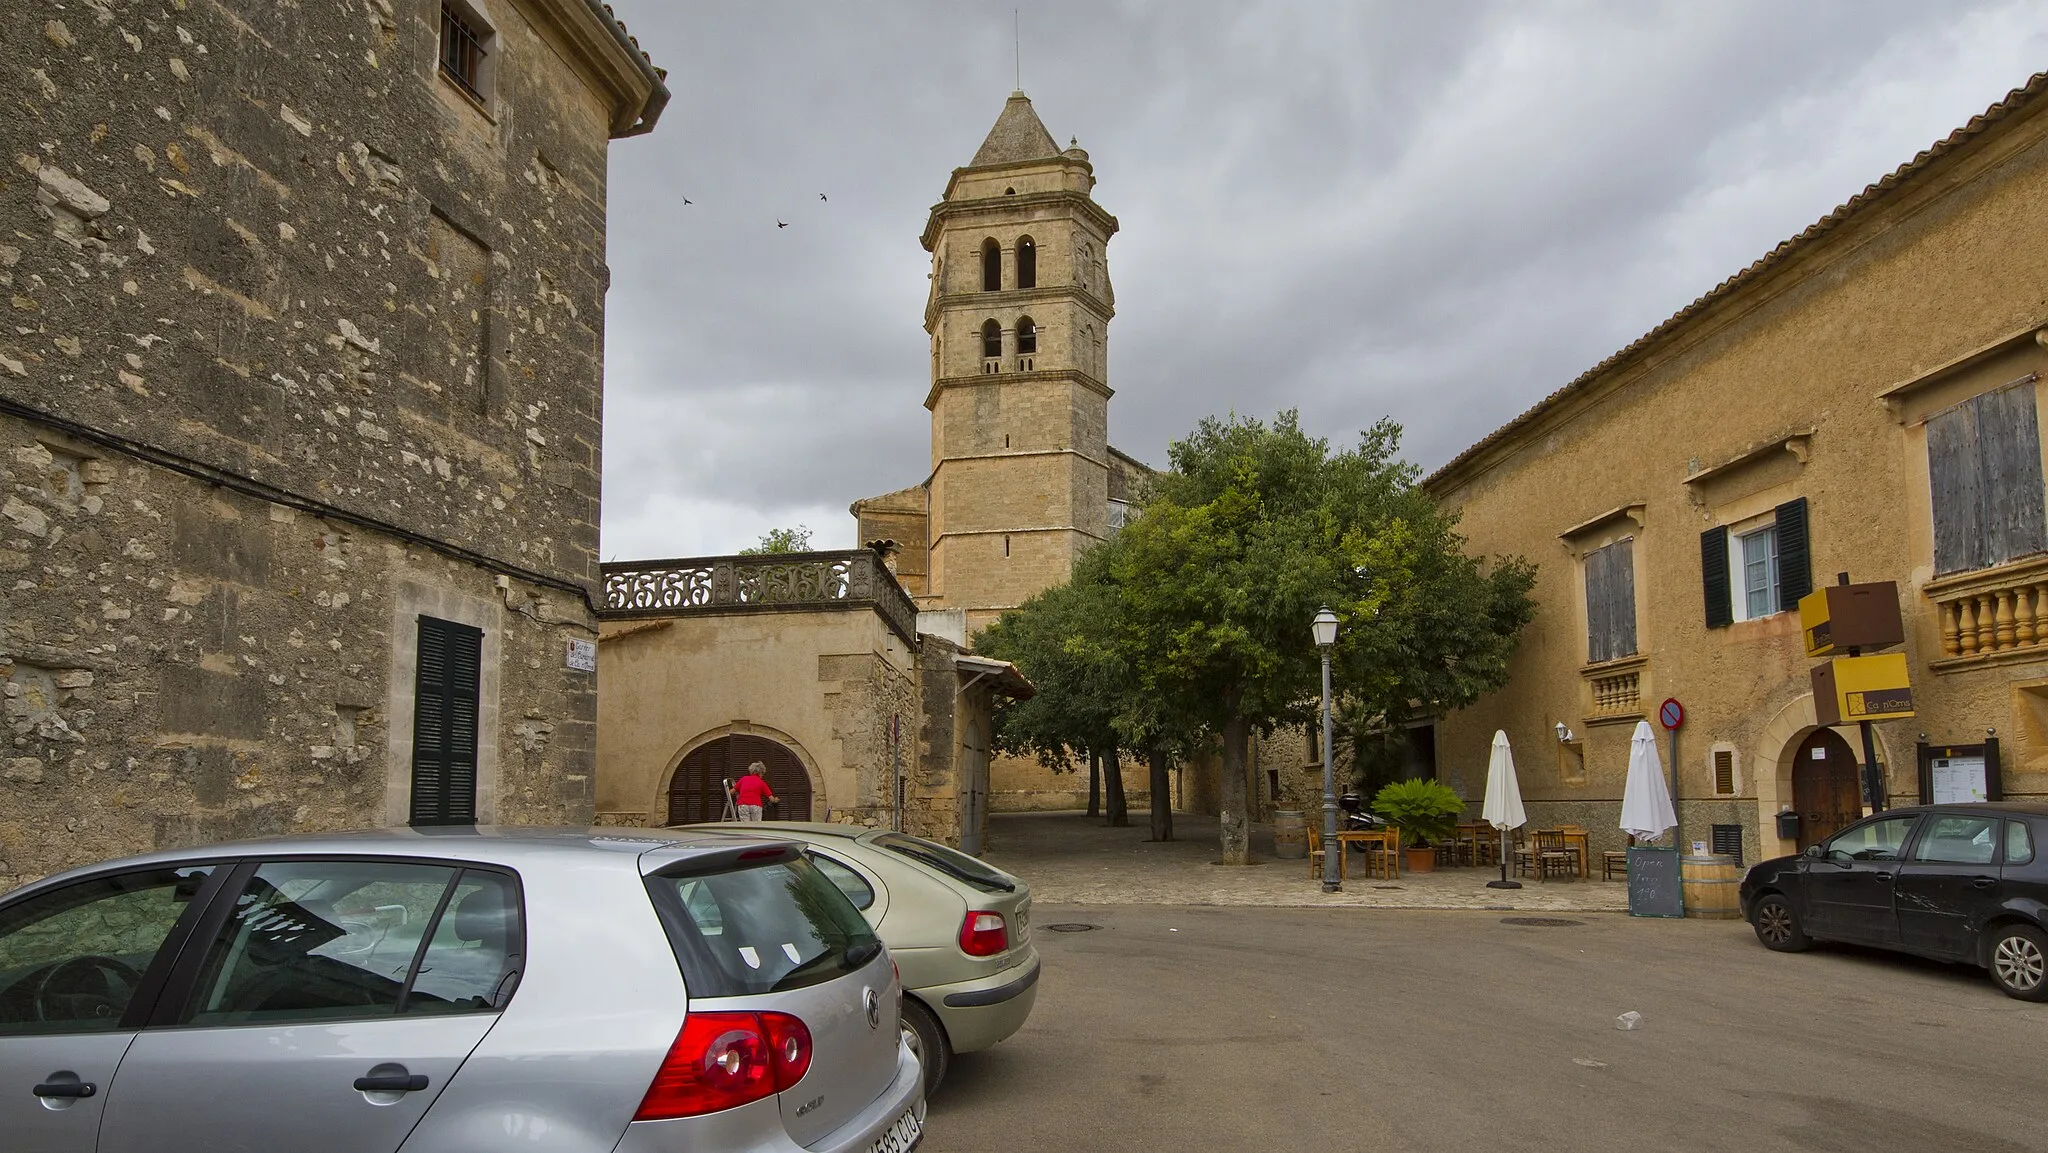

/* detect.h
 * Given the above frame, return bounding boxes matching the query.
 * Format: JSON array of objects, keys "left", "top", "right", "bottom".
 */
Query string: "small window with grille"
[
  {"left": 1711, "top": 824, "right": 1744, "bottom": 866},
  {"left": 1712, "top": 747, "right": 1737, "bottom": 795},
  {"left": 439, "top": 2, "right": 495, "bottom": 105}
]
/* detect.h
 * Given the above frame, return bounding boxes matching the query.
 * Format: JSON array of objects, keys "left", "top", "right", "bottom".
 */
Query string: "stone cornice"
[
  {"left": 927, "top": 285, "right": 1114, "bottom": 330},
  {"left": 521, "top": 0, "right": 668, "bottom": 138},
  {"left": 924, "top": 368, "right": 1112, "bottom": 411},
  {"left": 921, "top": 190, "right": 1120, "bottom": 251}
]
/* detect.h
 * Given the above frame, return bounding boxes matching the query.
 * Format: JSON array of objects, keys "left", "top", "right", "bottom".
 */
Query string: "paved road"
[{"left": 923, "top": 906, "right": 2042, "bottom": 1153}]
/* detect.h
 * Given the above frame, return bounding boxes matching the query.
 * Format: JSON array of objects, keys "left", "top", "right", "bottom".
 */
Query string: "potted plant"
[{"left": 1371, "top": 778, "right": 1465, "bottom": 873}]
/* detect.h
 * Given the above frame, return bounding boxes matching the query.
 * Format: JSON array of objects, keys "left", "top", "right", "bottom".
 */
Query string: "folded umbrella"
[
  {"left": 1619, "top": 719, "right": 1678, "bottom": 843},
  {"left": 1481, "top": 730, "right": 1526, "bottom": 888}
]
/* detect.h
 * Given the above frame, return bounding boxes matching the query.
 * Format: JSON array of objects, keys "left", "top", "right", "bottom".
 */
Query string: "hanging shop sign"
[
  {"left": 1811, "top": 652, "right": 1915, "bottom": 724},
  {"left": 1798, "top": 582, "right": 1904, "bottom": 658}
]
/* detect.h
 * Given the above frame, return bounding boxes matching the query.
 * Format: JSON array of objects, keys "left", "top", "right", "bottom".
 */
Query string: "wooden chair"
[
  {"left": 1365, "top": 828, "right": 1400, "bottom": 880},
  {"left": 1308, "top": 821, "right": 1346, "bottom": 882},
  {"left": 1517, "top": 830, "right": 1576, "bottom": 882},
  {"left": 1602, "top": 834, "right": 1635, "bottom": 881}
]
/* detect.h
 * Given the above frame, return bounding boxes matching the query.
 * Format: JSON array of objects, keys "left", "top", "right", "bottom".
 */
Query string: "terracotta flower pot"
[{"left": 1404, "top": 846, "right": 1437, "bottom": 874}]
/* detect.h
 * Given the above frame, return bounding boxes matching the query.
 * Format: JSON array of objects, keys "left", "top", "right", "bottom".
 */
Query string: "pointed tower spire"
[{"left": 969, "top": 91, "right": 1060, "bottom": 167}]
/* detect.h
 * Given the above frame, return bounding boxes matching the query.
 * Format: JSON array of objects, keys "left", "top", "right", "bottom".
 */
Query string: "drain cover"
[
  {"left": 1500, "top": 917, "right": 1585, "bottom": 927},
  {"left": 1044, "top": 922, "right": 1099, "bottom": 933}
]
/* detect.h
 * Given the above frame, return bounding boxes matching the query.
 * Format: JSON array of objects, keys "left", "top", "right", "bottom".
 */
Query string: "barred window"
[{"left": 439, "top": 3, "right": 493, "bottom": 103}]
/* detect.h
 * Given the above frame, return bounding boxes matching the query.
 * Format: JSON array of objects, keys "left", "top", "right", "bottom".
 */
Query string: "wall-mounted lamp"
[{"left": 1555, "top": 722, "right": 1576, "bottom": 744}]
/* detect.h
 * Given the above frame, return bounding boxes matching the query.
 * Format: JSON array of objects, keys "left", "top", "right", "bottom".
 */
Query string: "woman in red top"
[{"left": 734, "top": 762, "right": 778, "bottom": 821}]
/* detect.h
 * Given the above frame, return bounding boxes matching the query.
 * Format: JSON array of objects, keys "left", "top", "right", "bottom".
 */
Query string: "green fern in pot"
[{"left": 1371, "top": 778, "right": 1464, "bottom": 848}]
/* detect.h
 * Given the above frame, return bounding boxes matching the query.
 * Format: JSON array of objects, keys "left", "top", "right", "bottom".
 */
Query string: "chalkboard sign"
[{"left": 1627, "top": 847, "right": 1684, "bottom": 918}]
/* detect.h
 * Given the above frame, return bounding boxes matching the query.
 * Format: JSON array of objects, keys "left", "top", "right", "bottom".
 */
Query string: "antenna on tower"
[{"left": 1014, "top": 9, "right": 1021, "bottom": 91}]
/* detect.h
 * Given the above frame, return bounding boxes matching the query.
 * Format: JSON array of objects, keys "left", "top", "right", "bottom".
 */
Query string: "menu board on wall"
[{"left": 1931, "top": 755, "right": 1988, "bottom": 805}]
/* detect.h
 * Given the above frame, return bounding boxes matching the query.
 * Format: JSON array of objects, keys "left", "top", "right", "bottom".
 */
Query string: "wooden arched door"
[
  {"left": 666, "top": 734, "right": 812, "bottom": 825},
  {"left": 1791, "top": 728, "right": 1863, "bottom": 850}
]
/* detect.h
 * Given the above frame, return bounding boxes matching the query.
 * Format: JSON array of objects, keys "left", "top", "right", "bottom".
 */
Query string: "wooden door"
[
  {"left": 667, "top": 735, "right": 812, "bottom": 825},
  {"left": 1792, "top": 729, "right": 1863, "bottom": 850}
]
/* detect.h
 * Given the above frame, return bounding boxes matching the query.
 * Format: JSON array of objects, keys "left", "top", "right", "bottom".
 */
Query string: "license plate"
[{"left": 867, "top": 1107, "right": 923, "bottom": 1153}]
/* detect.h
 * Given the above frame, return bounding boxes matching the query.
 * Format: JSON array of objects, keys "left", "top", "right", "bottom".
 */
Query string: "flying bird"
[
  {"left": 683, "top": 197, "right": 692, "bottom": 205},
  {"left": 819, "top": 193, "right": 827, "bottom": 201},
  {"left": 776, "top": 219, "right": 789, "bottom": 229}
]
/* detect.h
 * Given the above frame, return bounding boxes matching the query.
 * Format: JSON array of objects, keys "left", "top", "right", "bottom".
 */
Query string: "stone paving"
[{"left": 982, "top": 810, "right": 1630, "bottom": 912}]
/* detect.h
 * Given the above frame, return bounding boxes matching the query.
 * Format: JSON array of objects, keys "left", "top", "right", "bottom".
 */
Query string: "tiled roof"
[
  {"left": 970, "top": 91, "right": 1061, "bottom": 167},
  {"left": 1426, "top": 69, "right": 2048, "bottom": 492}
]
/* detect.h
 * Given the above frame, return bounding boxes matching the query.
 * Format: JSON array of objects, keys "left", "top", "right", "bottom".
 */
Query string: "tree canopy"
[
  {"left": 740, "top": 525, "right": 814, "bottom": 555},
  {"left": 978, "top": 410, "right": 1536, "bottom": 864}
]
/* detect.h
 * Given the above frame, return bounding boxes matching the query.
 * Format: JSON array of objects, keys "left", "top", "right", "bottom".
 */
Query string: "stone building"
[
  {"left": 0, "top": 1, "right": 665, "bottom": 888},
  {"left": 1426, "top": 71, "right": 2048, "bottom": 866},
  {"left": 592, "top": 548, "right": 1031, "bottom": 852},
  {"left": 851, "top": 90, "right": 1149, "bottom": 811}
]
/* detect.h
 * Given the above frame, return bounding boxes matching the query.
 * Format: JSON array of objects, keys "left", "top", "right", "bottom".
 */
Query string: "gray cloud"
[{"left": 597, "top": 0, "right": 2048, "bottom": 560}]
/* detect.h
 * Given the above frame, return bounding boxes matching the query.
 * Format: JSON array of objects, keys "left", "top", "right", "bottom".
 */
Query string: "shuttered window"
[
  {"left": 411, "top": 615, "right": 483, "bottom": 826},
  {"left": 1583, "top": 539, "right": 1638, "bottom": 663},
  {"left": 1713, "top": 749, "right": 1736, "bottom": 795},
  {"left": 1701, "top": 497, "right": 1810, "bottom": 627},
  {"left": 1928, "top": 380, "right": 2047, "bottom": 575}
]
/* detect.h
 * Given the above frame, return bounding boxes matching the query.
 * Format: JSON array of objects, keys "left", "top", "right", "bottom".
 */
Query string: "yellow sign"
[
  {"left": 1798, "top": 583, "right": 1904, "bottom": 658},
  {"left": 1811, "top": 652, "right": 1915, "bottom": 725},
  {"left": 1798, "top": 589, "right": 1834, "bottom": 657}
]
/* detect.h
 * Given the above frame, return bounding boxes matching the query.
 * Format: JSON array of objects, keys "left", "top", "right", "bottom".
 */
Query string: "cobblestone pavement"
[{"left": 982, "top": 810, "right": 1630, "bottom": 912}]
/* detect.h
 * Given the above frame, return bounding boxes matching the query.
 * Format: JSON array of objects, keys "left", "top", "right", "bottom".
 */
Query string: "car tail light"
[
  {"left": 634, "top": 1011, "right": 812, "bottom": 1121},
  {"left": 958, "top": 910, "right": 1008, "bottom": 957}
]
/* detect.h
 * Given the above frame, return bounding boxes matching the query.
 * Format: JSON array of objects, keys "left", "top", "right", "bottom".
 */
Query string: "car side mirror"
[{"left": 1801, "top": 844, "right": 1824, "bottom": 860}]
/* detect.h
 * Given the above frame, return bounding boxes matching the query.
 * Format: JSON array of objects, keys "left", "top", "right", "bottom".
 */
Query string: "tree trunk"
[
  {"left": 1148, "top": 745, "right": 1174, "bottom": 842},
  {"left": 1219, "top": 710, "right": 1251, "bottom": 864},
  {"left": 1103, "top": 744, "right": 1129, "bottom": 827},
  {"left": 1086, "top": 750, "right": 1101, "bottom": 818}
]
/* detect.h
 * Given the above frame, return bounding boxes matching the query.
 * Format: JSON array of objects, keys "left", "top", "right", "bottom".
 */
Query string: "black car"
[{"left": 1739, "top": 802, "right": 2048, "bottom": 1000}]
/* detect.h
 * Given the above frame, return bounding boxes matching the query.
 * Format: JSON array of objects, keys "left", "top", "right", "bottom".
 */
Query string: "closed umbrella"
[
  {"left": 1481, "top": 730, "right": 1526, "bottom": 889},
  {"left": 1619, "top": 720, "right": 1678, "bottom": 843}
]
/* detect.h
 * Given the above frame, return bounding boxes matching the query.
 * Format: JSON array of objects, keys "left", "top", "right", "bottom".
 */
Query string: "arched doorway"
[
  {"left": 1791, "top": 729, "right": 1862, "bottom": 850},
  {"left": 666, "top": 734, "right": 812, "bottom": 826}
]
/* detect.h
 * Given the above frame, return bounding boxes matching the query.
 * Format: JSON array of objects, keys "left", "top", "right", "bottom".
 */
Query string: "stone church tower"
[{"left": 855, "top": 91, "right": 1144, "bottom": 635}]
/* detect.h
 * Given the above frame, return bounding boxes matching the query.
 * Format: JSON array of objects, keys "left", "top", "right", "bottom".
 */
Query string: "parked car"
[
  {"left": 1739, "top": 802, "right": 2048, "bottom": 1000},
  {"left": 0, "top": 827, "right": 924, "bottom": 1153},
  {"left": 683, "top": 822, "right": 1037, "bottom": 1094}
]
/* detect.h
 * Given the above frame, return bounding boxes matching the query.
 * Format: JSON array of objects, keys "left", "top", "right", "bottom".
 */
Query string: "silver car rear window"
[{"left": 646, "top": 855, "right": 880, "bottom": 998}]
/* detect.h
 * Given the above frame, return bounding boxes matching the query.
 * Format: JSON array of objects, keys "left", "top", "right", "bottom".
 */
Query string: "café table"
[{"left": 1336, "top": 828, "right": 1399, "bottom": 879}]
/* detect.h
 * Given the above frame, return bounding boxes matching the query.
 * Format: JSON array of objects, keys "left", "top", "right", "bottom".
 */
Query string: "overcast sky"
[{"left": 595, "top": 1, "right": 2048, "bottom": 562}]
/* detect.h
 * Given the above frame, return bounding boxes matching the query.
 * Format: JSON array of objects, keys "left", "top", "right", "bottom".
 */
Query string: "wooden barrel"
[
  {"left": 1681, "top": 855, "right": 1742, "bottom": 919},
  {"left": 1272, "top": 810, "right": 1308, "bottom": 859}
]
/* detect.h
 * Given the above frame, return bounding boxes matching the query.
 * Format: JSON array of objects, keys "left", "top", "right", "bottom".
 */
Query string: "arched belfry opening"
[
  {"left": 1016, "top": 317, "right": 1037, "bottom": 355},
  {"left": 981, "top": 239, "right": 1001, "bottom": 291},
  {"left": 981, "top": 319, "right": 1003, "bottom": 360},
  {"left": 1016, "top": 236, "right": 1036, "bottom": 289}
]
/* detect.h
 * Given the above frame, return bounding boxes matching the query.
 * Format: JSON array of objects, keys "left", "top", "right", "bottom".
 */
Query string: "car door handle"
[
  {"left": 33, "top": 1080, "right": 97, "bottom": 1099},
  {"left": 353, "top": 1073, "right": 429, "bottom": 1093},
  {"left": 1971, "top": 877, "right": 1998, "bottom": 889},
  {"left": 1874, "top": 873, "right": 1892, "bottom": 883}
]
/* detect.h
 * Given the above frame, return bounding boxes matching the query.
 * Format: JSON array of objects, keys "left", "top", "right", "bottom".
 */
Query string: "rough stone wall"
[
  {"left": 1427, "top": 84, "right": 2048, "bottom": 861},
  {"left": 0, "top": 1, "right": 634, "bottom": 887},
  {"left": 819, "top": 647, "right": 917, "bottom": 830}
]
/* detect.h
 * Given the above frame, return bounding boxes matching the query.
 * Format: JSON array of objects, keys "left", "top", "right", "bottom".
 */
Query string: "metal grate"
[
  {"left": 439, "top": 4, "right": 488, "bottom": 101},
  {"left": 1711, "top": 823, "right": 1744, "bottom": 866}
]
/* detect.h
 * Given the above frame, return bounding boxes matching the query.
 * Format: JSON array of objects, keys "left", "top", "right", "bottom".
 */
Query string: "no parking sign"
[{"left": 1659, "top": 697, "right": 1684, "bottom": 730}]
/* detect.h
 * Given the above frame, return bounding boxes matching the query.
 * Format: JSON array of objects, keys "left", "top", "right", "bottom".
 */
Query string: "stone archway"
[
  {"left": 1753, "top": 693, "right": 1899, "bottom": 857},
  {"left": 661, "top": 729, "right": 821, "bottom": 825}
]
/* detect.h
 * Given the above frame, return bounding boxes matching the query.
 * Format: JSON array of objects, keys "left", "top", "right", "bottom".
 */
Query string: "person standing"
[{"left": 735, "top": 762, "right": 778, "bottom": 822}]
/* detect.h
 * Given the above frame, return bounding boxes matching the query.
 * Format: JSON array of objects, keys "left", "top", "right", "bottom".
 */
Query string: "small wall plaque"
[{"left": 566, "top": 638, "right": 597, "bottom": 672}]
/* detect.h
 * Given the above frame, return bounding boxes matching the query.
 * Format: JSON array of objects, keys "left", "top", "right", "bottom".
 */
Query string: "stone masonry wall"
[{"left": 0, "top": 1, "right": 634, "bottom": 887}]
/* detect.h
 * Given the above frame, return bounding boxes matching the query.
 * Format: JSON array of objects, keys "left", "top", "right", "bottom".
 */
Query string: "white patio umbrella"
[
  {"left": 1619, "top": 720, "right": 1678, "bottom": 844},
  {"left": 1481, "top": 730, "right": 1527, "bottom": 888}
]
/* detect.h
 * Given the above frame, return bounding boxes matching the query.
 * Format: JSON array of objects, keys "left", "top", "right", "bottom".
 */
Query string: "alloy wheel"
[
  {"left": 1758, "top": 904, "right": 1794, "bottom": 945},
  {"left": 1994, "top": 934, "right": 2046, "bottom": 992}
]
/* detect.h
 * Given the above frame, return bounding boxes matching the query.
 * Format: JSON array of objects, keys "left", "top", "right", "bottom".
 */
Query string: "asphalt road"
[{"left": 922, "top": 906, "right": 2044, "bottom": 1153}]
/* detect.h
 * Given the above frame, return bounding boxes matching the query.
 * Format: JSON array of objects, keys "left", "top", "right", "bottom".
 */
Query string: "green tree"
[
  {"left": 975, "top": 547, "right": 1136, "bottom": 827},
  {"left": 1110, "top": 411, "right": 1536, "bottom": 864},
  {"left": 740, "top": 525, "right": 814, "bottom": 555}
]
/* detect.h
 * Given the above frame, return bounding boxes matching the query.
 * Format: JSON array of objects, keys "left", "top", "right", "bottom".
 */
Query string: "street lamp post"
[{"left": 1313, "top": 606, "right": 1341, "bottom": 893}]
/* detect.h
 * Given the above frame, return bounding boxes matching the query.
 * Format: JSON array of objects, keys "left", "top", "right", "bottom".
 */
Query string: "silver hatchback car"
[{"left": 0, "top": 827, "right": 924, "bottom": 1153}]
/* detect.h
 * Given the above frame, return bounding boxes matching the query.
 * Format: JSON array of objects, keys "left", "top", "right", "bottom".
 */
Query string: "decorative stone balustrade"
[
  {"left": 601, "top": 549, "right": 918, "bottom": 644},
  {"left": 1581, "top": 654, "right": 1647, "bottom": 722},
  {"left": 1928, "top": 554, "right": 2048, "bottom": 667}
]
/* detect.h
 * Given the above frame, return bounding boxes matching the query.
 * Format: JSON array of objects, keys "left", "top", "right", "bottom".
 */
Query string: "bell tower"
[{"left": 922, "top": 91, "right": 1119, "bottom": 631}]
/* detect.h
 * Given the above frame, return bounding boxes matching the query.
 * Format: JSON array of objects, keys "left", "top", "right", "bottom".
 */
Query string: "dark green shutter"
[
  {"left": 1774, "top": 497, "right": 1811, "bottom": 612},
  {"left": 1701, "top": 526, "right": 1731, "bottom": 629},
  {"left": 411, "top": 615, "right": 483, "bottom": 826}
]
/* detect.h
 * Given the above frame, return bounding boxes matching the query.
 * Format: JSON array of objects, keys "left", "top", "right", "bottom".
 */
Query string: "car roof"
[
  {"left": 1884, "top": 802, "right": 2048, "bottom": 818},
  {"left": 19, "top": 825, "right": 789, "bottom": 889},
  {"left": 673, "top": 821, "right": 874, "bottom": 841}
]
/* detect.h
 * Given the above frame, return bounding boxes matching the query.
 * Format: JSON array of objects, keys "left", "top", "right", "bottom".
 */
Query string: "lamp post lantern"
[{"left": 1313, "top": 606, "right": 1341, "bottom": 893}]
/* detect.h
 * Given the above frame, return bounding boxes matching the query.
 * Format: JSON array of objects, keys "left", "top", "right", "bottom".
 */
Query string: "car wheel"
[
  {"left": 1751, "top": 894, "right": 1810, "bottom": 952},
  {"left": 900, "top": 996, "right": 950, "bottom": 1097},
  {"left": 1987, "top": 923, "right": 2048, "bottom": 1001}
]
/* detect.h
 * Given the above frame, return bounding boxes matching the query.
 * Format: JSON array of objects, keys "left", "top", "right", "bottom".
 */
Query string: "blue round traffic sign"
[{"left": 1659, "top": 698, "right": 1684, "bottom": 730}]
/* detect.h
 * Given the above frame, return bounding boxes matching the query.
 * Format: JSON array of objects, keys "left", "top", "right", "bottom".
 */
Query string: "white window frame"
[{"left": 1725, "top": 512, "right": 1782, "bottom": 623}]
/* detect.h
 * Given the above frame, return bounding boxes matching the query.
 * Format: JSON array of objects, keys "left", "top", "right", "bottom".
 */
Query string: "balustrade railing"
[
  {"left": 1928, "top": 554, "right": 2048, "bottom": 665},
  {"left": 601, "top": 549, "right": 918, "bottom": 643},
  {"left": 1580, "top": 654, "right": 1646, "bottom": 721}
]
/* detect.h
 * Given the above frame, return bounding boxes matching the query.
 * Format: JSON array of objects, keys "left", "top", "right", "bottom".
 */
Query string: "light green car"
[{"left": 682, "top": 823, "right": 1038, "bottom": 1094}]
